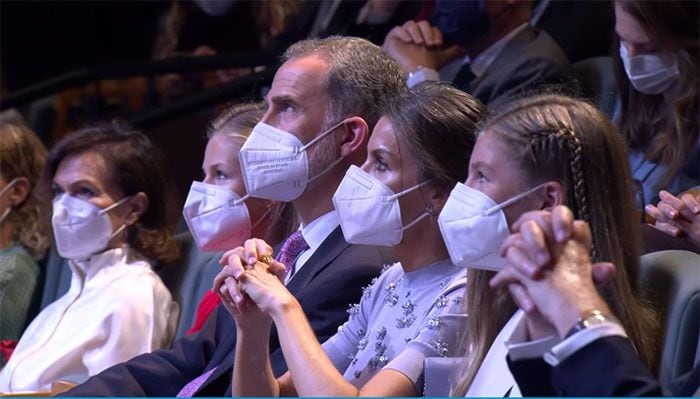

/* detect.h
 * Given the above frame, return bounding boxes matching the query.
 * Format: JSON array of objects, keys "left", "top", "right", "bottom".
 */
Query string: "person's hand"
[
  {"left": 213, "top": 254, "right": 272, "bottom": 330},
  {"left": 491, "top": 206, "right": 613, "bottom": 338},
  {"left": 646, "top": 189, "right": 700, "bottom": 248},
  {"left": 232, "top": 259, "right": 296, "bottom": 317},
  {"left": 213, "top": 242, "right": 285, "bottom": 330},
  {"left": 219, "top": 238, "right": 276, "bottom": 269},
  {"left": 383, "top": 20, "right": 465, "bottom": 73}
]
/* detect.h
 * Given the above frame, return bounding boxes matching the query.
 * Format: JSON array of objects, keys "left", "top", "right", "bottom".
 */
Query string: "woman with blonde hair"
[
  {"left": 0, "top": 122, "right": 49, "bottom": 356},
  {"left": 438, "top": 94, "right": 659, "bottom": 396},
  {"left": 183, "top": 102, "right": 297, "bottom": 333}
]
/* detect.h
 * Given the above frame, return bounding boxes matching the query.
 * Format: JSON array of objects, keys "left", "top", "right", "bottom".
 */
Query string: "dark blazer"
[
  {"left": 508, "top": 335, "right": 700, "bottom": 397},
  {"left": 462, "top": 25, "right": 572, "bottom": 108},
  {"left": 64, "top": 226, "right": 392, "bottom": 396}
]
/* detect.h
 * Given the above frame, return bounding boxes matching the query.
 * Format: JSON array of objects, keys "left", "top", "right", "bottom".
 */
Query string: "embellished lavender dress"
[{"left": 321, "top": 259, "right": 467, "bottom": 392}]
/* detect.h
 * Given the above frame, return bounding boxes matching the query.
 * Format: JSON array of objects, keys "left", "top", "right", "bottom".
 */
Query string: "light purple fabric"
[
  {"left": 277, "top": 230, "right": 309, "bottom": 277},
  {"left": 321, "top": 260, "right": 468, "bottom": 392},
  {"left": 176, "top": 366, "right": 218, "bottom": 397}
]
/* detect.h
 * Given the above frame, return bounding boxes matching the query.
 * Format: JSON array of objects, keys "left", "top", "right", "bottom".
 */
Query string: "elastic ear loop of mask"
[
  {"left": 230, "top": 192, "right": 274, "bottom": 233},
  {"left": 386, "top": 180, "right": 433, "bottom": 232},
  {"left": 97, "top": 195, "right": 135, "bottom": 245},
  {"left": 483, "top": 183, "right": 547, "bottom": 217},
  {"left": 302, "top": 119, "right": 349, "bottom": 185},
  {"left": 250, "top": 204, "right": 273, "bottom": 231},
  {"left": 0, "top": 178, "right": 20, "bottom": 224}
]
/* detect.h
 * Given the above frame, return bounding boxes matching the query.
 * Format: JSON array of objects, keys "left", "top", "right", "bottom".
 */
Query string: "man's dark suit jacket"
[
  {"left": 462, "top": 25, "right": 572, "bottom": 108},
  {"left": 64, "top": 227, "right": 391, "bottom": 396},
  {"left": 508, "top": 335, "right": 700, "bottom": 397}
]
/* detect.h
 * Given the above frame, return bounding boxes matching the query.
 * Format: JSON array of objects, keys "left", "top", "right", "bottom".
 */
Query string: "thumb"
[{"left": 591, "top": 262, "right": 616, "bottom": 286}]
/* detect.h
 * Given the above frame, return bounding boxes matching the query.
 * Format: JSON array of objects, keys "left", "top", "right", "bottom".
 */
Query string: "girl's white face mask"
[
  {"left": 238, "top": 121, "right": 345, "bottom": 202},
  {"left": 619, "top": 43, "right": 679, "bottom": 95},
  {"left": 183, "top": 181, "right": 268, "bottom": 252},
  {"left": 52, "top": 194, "right": 131, "bottom": 260},
  {"left": 438, "top": 182, "right": 544, "bottom": 271},
  {"left": 332, "top": 165, "right": 430, "bottom": 247}
]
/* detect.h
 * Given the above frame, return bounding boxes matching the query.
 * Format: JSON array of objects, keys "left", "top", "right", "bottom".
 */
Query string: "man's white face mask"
[{"left": 238, "top": 120, "right": 346, "bottom": 202}]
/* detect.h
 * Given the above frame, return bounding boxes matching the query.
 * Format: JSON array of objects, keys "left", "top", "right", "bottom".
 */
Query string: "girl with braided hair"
[{"left": 440, "top": 93, "right": 659, "bottom": 396}]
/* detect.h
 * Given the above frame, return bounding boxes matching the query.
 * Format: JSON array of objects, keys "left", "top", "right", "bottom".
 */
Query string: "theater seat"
[
  {"left": 571, "top": 56, "right": 617, "bottom": 118},
  {"left": 423, "top": 357, "right": 460, "bottom": 396},
  {"left": 39, "top": 248, "right": 72, "bottom": 310},
  {"left": 156, "top": 232, "right": 220, "bottom": 338},
  {"left": 639, "top": 250, "right": 700, "bottom": 386}
]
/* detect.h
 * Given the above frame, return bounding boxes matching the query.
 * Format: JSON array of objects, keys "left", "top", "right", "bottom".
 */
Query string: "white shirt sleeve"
[
  {"left": 505, "top": 315, "right": 561, "bottom": 361},
  {"left": 544, "top": 322, "right": 628, "bottom": 367},
  {"left": 406, "top": 67, "right": 440, "bottom": 88},
  {"left": 504, "top": 316, "right": 628, "bottom": 366}
]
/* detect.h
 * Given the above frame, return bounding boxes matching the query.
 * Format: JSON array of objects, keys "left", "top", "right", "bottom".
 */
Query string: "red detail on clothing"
[
  {"left": 0, "top": 339, "right": 17, "bottom": 363},
  {"left": 186, "top": 291, "right": 221, "bottom": 335}
]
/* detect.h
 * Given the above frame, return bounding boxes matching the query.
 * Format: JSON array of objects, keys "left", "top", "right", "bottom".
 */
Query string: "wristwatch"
[{"left": 565, "top": 309, "right": 620, "bottom": 338}]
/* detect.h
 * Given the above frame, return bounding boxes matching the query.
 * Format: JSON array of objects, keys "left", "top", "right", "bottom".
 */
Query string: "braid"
[
  {"left": 527, "top": 126, "right": 597, "bottom": 260},
  {"left": 556, "top": 127, "right": 598, "bottom": 260}
]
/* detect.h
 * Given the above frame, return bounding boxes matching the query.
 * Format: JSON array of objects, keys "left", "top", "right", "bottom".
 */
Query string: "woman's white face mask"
[
  {"left": 333, "top": 165, "right": 431, "bottom": 247},
  {"left": 619, "top": 43, "right": 679, "bottom": 95},
  {"left": 51, "top": 194, "right": 131, "bottom": 260}
]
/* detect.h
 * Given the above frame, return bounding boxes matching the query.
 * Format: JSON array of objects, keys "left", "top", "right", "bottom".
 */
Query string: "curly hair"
[{"left": 0, "top": 122, "right": 49, "bottom": 259}]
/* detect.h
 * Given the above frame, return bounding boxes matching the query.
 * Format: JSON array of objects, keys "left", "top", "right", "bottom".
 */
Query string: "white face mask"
[
  {"left": 438, "top": 182, "right": 544, "bottom": 271},
  {"left": 183, "top": 181, "right": 267, "bottom": 252},
  {"left": 619, "top": 43, "right": 679, "bottom": 95},
  {"left": 238, "top": 120, "right": 345, "bottom": 202},
  {"left": 52, "top": 194, "right": 131, "bottom": 260},
  {"left": 333, "top": 165, "right": 430, "bottom": 246},
  {"left": 0, "top": 178, "right": 19, "bottom": 225}
]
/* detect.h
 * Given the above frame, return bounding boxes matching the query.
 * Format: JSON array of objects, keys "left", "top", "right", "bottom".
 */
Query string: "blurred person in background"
[
  {"left": 614, "top": 0, "right": 699, "bottom": 206},
  {"left": 0, "top": 122, "right": 49, "bottom": 366}
]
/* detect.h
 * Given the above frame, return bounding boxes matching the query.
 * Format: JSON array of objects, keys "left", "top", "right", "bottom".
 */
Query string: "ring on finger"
[{"left": 260, "top": 254, "right": 273, "bottom": 264}]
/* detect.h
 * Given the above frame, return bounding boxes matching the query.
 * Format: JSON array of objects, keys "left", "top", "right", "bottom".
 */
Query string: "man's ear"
[
  {"left": 541, "top": 181, "right": 566, "bottom": 210},
  {"left": 339, "top": 116, "right": 369, "bottom": 159},
  {"left": 125, "top": 192, "right": 149, "bottom": 226}
]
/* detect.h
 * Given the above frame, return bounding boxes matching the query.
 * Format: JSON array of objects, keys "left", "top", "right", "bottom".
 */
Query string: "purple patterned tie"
[
  {"left": 276, "top": 230, "right": 309, "bottom": 278},
  {"left": 176, "top": 366, "right": 218, "bottom": 397}
]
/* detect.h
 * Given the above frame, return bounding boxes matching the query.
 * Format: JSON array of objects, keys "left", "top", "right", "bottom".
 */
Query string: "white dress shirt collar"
[{"left": 469, "top": 23, "right": 529, "bottom": 78}]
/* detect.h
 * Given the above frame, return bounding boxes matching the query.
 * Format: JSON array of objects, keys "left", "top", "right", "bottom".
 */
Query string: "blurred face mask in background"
[
  {"left": 619, "top": 43, "right": 679, "bottom": 95},
  {"left": 432, "top": 0, "right": 492, "bottom": 48}
]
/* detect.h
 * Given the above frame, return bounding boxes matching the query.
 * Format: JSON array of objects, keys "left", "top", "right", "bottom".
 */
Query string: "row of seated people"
[{"left": 0, "top": 1, "right": 698, "bottom": 397}]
